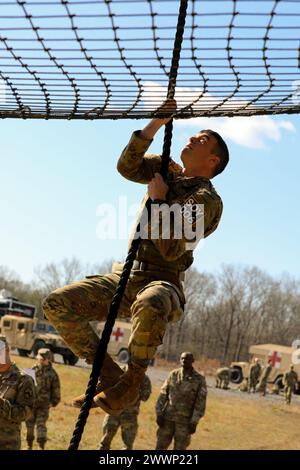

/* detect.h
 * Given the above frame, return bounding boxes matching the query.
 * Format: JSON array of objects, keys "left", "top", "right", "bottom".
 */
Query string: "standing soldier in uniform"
[
  {"left": 248, "top": 358, "right": 261, "bottom": 393},
  {"left": 283, "top": 365, "right": 298, "bottom": 405},
  {"left": 155, "top": 352, "right": 207, "bottom": 450},
  {"left": 43, "top": 100, "right": 229, "bottom": 415},
  {"left": 25, "top": 348, "right": 61, "bottom": 450},
  {"left": 257, "top": 359, "right": 272, "bottom": 396},
  {"left": 0, "top": 334, "right": 36, "bottom": 450},
  {"left": 98, "top": 371, "right": 151, "bottom": 450},
  {"left": 215, "top": 367, "right": 230, "bottom": 389}
]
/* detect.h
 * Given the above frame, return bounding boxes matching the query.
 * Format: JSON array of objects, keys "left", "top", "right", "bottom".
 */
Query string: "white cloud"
[
  {"left": 176, "top": 116, "right": 296, "bottom": 149},
  {"left": 142, "top": 81, "right": 296, "bottom": 149},
  {"left": 142, "top": 81, "right": 203, "bottom": 108}
]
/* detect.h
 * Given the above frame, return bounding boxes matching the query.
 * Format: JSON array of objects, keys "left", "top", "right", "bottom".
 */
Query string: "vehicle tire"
[
  {"left": 274, "top": 376, "right": 284, "bottom": 390},
  {"left": 63, "top": 352, "right": 78, "bottom": 366},
  {"left": 117, "top": 348, "right": 130, "bottom": 364},
  {"left": 230, "top": 367, "right": 243, "bottom": 384},
  {"left": 18, "top": 348, "right": 29, "bottom": 357},
  {"left": 32, "top": 340, "right": 46, "bottom": 357}
]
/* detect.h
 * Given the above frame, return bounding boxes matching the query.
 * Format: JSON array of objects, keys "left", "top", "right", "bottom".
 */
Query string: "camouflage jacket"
[
  {"left": 156, "top": 367, "right": 207, "bottom": 425},
  {"left": 122, "top": 373, "right": 152, "bottom": 417},
  {"left": 33, "top": 363, "right": 61, "bottom": 408},
  {"left": 249, "top": 363, "right": 261, "bottom": 380},
  {"left": 0, "top": 363, "right": 36, "bottom": 448},
  {"left": 284, "top": 370, "right": 298, "bottom": 387},
  {"left": 117, "top": 131, "right": 223, "bottom": 272},
  {"left": 260, "top": 364, "right": 272, "bottom": 382}
]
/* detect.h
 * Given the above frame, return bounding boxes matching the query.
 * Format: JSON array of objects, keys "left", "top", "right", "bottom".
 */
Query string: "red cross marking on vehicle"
[
  {"left": 112, "top": 327, "right": 124, "bottom": 342},
  {"left": 268, "top": 350, "right": 282, "bottom": 368}
]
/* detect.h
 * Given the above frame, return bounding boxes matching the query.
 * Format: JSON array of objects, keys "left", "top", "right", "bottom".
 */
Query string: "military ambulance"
[
  {"left": 230, "top": 343, "right": 300, "bottom": 391},
  {"left": 0, "top": 314, "right": 79, "bottom": 365},
  {"left": 92, "top": 320, "right": 131, "bottom": 363}
]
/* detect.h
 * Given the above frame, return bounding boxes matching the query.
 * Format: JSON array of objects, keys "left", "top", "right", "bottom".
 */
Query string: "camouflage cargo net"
[{"left": 0, "top": 0, "right": 300, "bottom": 120}]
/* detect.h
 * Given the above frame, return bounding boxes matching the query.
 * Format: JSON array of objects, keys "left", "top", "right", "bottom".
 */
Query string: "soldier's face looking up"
[
  {"left": 180, "top": 353, "right": 194, "bottom": 370},
  {"left": 180, "top": 132, "right": 220, "bottom": 177}
]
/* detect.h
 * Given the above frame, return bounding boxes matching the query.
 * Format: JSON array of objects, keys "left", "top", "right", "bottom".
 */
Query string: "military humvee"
[
  {"left": 91, "top": 320, "right": 131, "bottom": 363},
  {"left": 230, "top": 343, "right": 300, "bottom": 391},
  {"left": 0, "top": 314, "right": 78, "bottom": 366}
]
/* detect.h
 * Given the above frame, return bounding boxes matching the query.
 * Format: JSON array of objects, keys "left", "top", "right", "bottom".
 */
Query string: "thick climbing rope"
[{"left": 68, "top": 0, "right": 189, "bottom": 450}]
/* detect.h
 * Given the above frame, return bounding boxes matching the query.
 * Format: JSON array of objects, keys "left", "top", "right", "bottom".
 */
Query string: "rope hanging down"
[{"left": 68, "top": 0, "right": 188, "bottom": 451}]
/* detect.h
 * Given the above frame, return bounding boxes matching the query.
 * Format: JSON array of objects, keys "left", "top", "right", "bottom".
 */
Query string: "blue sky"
[
  {"left": 0, "top": 0, "right": 299, "bottom": 282},
  {"left": 0, "top": 112, "right": 299, "bottom": 282}
]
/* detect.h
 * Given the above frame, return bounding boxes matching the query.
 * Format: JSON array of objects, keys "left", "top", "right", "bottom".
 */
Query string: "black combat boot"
[
  {"left": 37, "top": 439, "right": 46, "bottom": 450},
  {"left": 26, "top": 439, "right": 34, "bottom": 450}
]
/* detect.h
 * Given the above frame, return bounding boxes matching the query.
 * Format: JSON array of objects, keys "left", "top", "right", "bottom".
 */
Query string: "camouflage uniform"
[
  {"left": 256, "top": 363, "right": 272, "bottom": 396},
  {"left": 283, "top": 368, "right": 298, "bottom": 404},
  {"left": 155, "top": 367, "right": 207, "bottom": 450},
  {"left": 99, "top": 373, "right": 151, "bottom": 450},
  {"left": 248, "top": 362, "right": 261, "bottom": 393},
  {"left": 43, "top": 131, "right": 222, "bottom": 371},
  {"left": 215, "top": 367, "right": 230, "bottom": 389},
  {"left": 0, "top": 363, "right": 36, "bottom": 450},
  {"left": 25, "top": 359, "right": 60, "bottom": 449}
]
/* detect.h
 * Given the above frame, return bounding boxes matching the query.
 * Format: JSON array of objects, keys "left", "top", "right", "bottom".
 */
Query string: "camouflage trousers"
[
  {"left": 248, "top": 377, "right": 259, "bottom": 393},
  {"left": 156, "top": 420, "right": 191, "bottom": 450},
  {"left": 256, "top": 378, "right": 268, "bottom": 396},
  {"left": 25, "top": 407, "right": 49, "bottom": 444},
  {"left": 0, "top": 427, "right": 21, "bottom": 450},
  {"left": 99, "top": 412, "right": 138, "bottom": 450},
  {"left": 284, "top": 386, "right": 293, "bottom": 404},
  {"left": 43, "top": 271, "right": 183, "bottom": 366}
]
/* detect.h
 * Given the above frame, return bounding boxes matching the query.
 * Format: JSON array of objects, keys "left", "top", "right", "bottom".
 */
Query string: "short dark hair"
[{"left": 201, "top": 129, "right": 229, "bottom": 177}]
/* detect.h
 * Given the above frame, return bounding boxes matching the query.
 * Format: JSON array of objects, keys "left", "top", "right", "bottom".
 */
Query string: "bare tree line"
[
  {"left": 0, "top": 258, "right": 112, "bottom": 315},
  {"left": 163, "top": 265, "right": 300, "bottom": 364},
  {"left": 1, "top": 259, "right": 300, "bottom": 363}
]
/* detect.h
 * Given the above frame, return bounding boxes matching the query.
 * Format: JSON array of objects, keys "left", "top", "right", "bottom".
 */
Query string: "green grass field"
[{"left": 15, "top": 356, "right": 300, "bottom": 450}]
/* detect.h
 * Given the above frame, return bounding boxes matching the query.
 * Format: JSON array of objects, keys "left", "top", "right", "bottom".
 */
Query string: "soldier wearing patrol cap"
[
  {"left": 256, "top": 359, "right": 272, "bottom": 396},
  {"left": 0, "top": 334, "right": 36, "bottom": 450},
  {"left": 283, "top": 364, "right": 298, "bottom": 405},
  {"left": 248, "top": 358, "right": 261, "bottom": 393},
  {"left": 43, "top": 99, "right": 228, "bottom": 415},
  {"left": 25, "top": 348, "right": 61, "bottom": 450},
  {"left": 155, "top": 352, "right": 207, "bottom": 450}
]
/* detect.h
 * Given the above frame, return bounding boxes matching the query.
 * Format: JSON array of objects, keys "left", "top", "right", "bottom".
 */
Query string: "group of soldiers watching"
[
  {"left": 0, "top": 334, "right": 61, "bottom": 451},
  {"left": 216, "top": 357, "right": 299, "bottom": 404},
  {"left": 1, "top": 331, "right": 299, "bottom": 451},
  {"left": 0, "top": 338, "right": 206, "bottom": 451},
  {"left": 98, "top": 351, "right": 207, "bottom": 451}
]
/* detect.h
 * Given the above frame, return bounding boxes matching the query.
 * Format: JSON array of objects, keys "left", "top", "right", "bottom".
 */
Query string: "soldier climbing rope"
[{"left": 68, "top": 0, "right": 188, "bottom": 450}]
